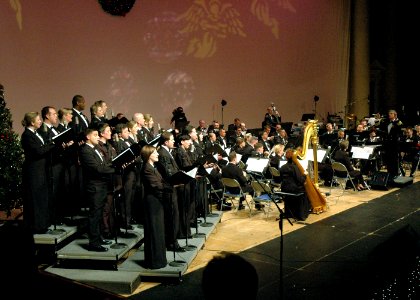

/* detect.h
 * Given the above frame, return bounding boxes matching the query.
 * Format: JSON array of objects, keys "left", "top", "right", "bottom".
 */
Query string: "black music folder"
[
  {"left": 52, "top": 128, "right": 73, "bottom": 145},
  {"left": 195, "top": 153, "right": 218, "bottom": 165},
  {"left": 130, "top": 134, "right": 163, "bottom": 156},
  {"left": 130, "top": 143, "right": 142, "bottom": 157},
  {"left": 167, "top": 167, "right": 198, "bottom": 185},
  {"left": 112, "top": 148, "right": 135, "bottom": 170},
  {"left": 147, "top": 134, "right": 162, "bottom": 147},
  {"left": 205, "top": 144, "right": 226, "bottom": 156}
]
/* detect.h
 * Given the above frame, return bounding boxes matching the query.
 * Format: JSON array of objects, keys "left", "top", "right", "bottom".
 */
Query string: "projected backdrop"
[{"left": 1, "top": 0, "right": 349, "bottom": 133}]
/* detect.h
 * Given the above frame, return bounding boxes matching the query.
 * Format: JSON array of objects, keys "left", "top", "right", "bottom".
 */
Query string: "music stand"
[
  {"left": 168, "top": 187, "right": 187, "bottom": 267},
  {"left": 197, "top": 176, "right": 213, "bottom": 229},
  {"left": 110, "top": 188, "right": 127, "bottom": 249}
]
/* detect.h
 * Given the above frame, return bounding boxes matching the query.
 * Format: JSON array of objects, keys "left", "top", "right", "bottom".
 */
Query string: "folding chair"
[
  {"left": 330, "top": 161, "right": 357, "bottom": 196},
  {"left": 268, "top": 166, "right": 282, "bottom": 191},
  {"left": 251, "top": 181, "right": 281, "bottom": 219},
  {"left": 221, "top": 178, "right": 252, "bottom": 216}
]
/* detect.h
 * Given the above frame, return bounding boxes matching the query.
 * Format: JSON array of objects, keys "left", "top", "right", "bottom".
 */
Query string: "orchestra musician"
[
  {"left": 279, "top": 149, "right": 310, "bottom": 221},
  {"left": 221, "top": 151, "right": 253, "bottom": 211},
  {"left": 263, "top": 105, "right": 281, "bottom": 133},
  {"left": 333, "top": 140, "right": 368, "bottom": 191},
  {"left": 400, "top": 127, "right": 419, "bottom": 177}
]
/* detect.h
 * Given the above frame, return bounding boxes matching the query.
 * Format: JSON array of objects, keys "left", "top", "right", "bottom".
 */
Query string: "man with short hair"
[
  {"left": 79, "top": 128, "right": 115, "bottom": 252},
  {"left": 221, "top": 151, "right": 253, "bottom": 210}
]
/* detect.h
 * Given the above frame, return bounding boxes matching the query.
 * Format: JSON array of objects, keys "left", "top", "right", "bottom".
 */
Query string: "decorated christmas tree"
[{"left": 0, "top": 84, "right": 23, "bottom": 216}]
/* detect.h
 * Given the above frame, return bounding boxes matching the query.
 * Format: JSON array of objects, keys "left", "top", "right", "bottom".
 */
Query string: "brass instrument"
[{"left": 292, "top": 120, "right": 328, "bottom": 213}]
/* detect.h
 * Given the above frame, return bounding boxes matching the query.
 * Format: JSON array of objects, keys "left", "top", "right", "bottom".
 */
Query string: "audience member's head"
[{"left": 202, "top": 252, "right": 258, "bottom": 300}]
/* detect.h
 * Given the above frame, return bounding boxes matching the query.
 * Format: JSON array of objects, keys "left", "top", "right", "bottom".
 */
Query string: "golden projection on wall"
[
  {"left": 177, "top": 0, "right": 296, "bottom": 58},
  {"left": 9, "top": 0, "right": 22, "bottom": 30}
]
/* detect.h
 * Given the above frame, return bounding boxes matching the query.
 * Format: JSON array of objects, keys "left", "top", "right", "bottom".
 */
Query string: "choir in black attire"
[
  {"left": 140, "top": 145, "right": 168, "bottom": 269},
  {"left": 21, "top": 112, "right": 55, "bottom": 234}
]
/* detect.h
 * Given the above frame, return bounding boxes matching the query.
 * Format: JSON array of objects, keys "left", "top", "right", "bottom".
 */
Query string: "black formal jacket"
[
  {"left": 221, "top": 162, "right": 248, "bottom": 188},
  {"left": 79, "top": 144, "right": 114, "bottom": 184},
  {"left": 333, "top": 149, "right": 355, "bottom": 172},
  {"left": 156, "top": 146, "right": 179, "bottom": 180},
  {"left": 69, "top": 108, "right": 89, "bottom": 140}
]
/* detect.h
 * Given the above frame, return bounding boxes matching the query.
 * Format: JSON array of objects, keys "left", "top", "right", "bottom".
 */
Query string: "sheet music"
[
  {"left": 246, "top": 158, "right": 269, "bottom": 173},
  {"left": 185, "top": 167, "right": 198, "bottom": 178},
  {"left": 225, "top": 148, "right": 231, "bottom": 155},
  {"left": 297, "top": 158, "right": 309, "bottom": 171},
  {"left": 279, "top": 160, "right": 287, "bottom": 168},
  {"left": 351, "top": 146, "right": 373, "bottom": 159},
  {"left": 236, "top": 153, "right": 242, "bottom": 162},
  {"left": 306, "top": 149, "right": 327, "bottom": 162},
  {"left": 205, "top": 167, "right": 213, "bottom": 174}
]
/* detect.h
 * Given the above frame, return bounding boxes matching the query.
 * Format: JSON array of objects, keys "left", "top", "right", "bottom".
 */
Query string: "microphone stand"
[{"left": 250, "top": 171, "right": 294, "bottom": 299}]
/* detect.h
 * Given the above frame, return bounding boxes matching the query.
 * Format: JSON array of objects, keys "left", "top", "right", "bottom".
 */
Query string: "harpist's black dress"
[{"left": 279, "top": 160, "right": 310, "bottom": 221}]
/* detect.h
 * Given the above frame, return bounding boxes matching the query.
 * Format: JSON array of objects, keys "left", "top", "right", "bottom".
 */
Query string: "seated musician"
[
  {"left": 333, "top": 140, "right": 367, "bottom": 191},
  {"left": 366, "top": 128, "right": 382, "bottom": 144},
  {"left": 251, "top": 142, "right": 269, "bottom": 158},
  {"left": 279, "top": 149, "right": 310, "bottom": 221},
  {"left": 269, "top": 144, "right": 286, "bottom": 184},
  {"left": 330, "top": 129, "right": 348, "bottom": 158},
  {"left": 231, "top": 137, "right": 253, "bottom": 163},
  {"left": 221, "top": 151, "right": 254, "bottom": 210},
  {"left": 320, "top": 123, "right": 336, "bottom": 148},
  {"left": 349, "top": 124, "right": 369, "bottom": 146},
  {"left": 400, "top": 127, "right": 419, "bottom": 177}
]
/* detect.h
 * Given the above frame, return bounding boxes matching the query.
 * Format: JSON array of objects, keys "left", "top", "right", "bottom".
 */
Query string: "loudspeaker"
[{"left": 369, "top": 172, "right": 390, "bottom": 190}]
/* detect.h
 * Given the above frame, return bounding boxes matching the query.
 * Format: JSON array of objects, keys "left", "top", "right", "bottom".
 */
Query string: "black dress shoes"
[
  {"left": 100, "top": 239, "right": 113, "bottom": 245},
  {"left": 88, "top": 244, "right": 109, "bottom": 252},
  {"left": 255, "top": 203, "right": 265, "bottom": 210}
]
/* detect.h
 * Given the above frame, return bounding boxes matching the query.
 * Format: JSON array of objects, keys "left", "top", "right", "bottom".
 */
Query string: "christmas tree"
[{"left": 0, "top": 84, "right": 23, "bottom": 216}]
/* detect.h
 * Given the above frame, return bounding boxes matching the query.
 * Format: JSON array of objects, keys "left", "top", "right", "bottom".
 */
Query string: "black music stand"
[
  {"left": 182, "top": 184, "right": 197, "bottom": 251},
  {"left": 110, "top": 188, "right": 127, "bottom": 249},
  {"left": 168, "top": 187, "right": 186, "bottom": 267}
]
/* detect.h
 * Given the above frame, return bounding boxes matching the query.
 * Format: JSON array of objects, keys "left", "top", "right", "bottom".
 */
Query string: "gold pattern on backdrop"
[
  {"left": 177, "top": 0, "right": 246, "bottom": 58},
  {"left": 251, "top": 0, "right": 296, "bottom": 39},
  {"left": 9, "top": 0, "right": 22, "bottom": 31}
]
